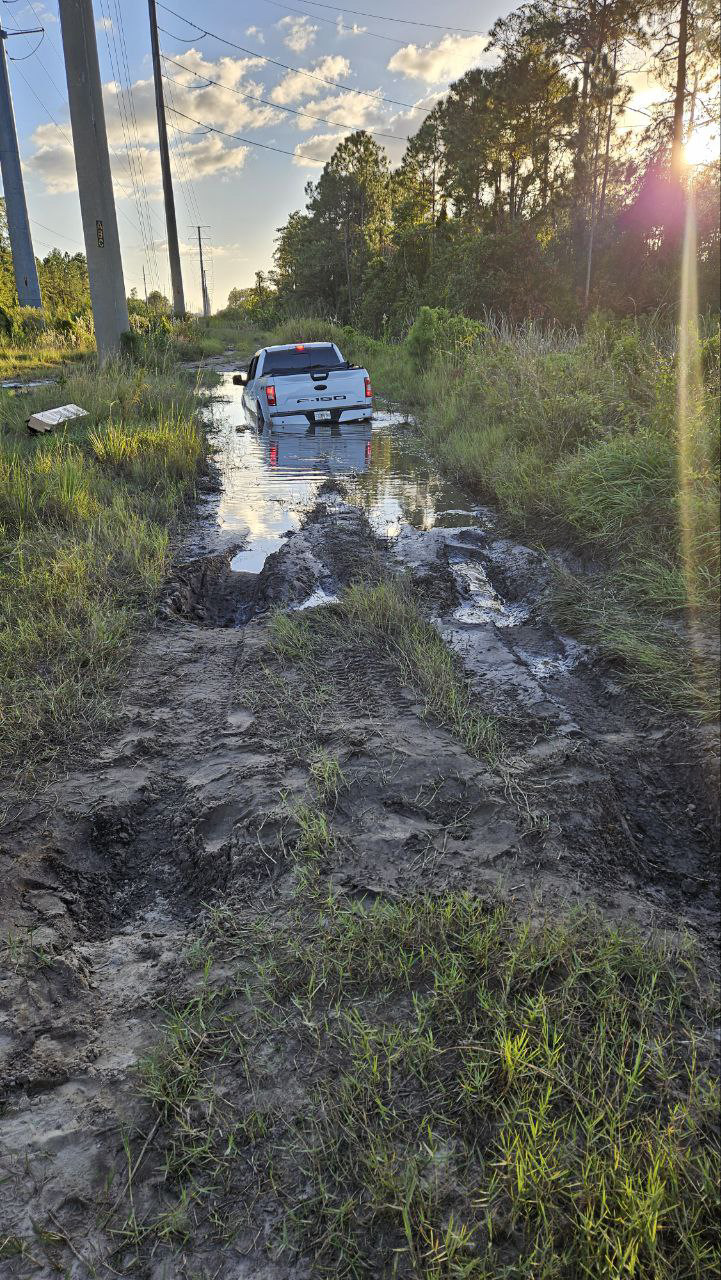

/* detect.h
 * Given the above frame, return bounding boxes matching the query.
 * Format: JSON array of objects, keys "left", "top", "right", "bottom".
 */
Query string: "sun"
[{"left": 683, "top": 126, "right": 720, "bottom": 167}]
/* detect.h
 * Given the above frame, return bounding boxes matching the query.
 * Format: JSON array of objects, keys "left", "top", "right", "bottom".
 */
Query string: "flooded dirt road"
[{"left": 0, "top": 369, "right": 718, "bottom": 1277}]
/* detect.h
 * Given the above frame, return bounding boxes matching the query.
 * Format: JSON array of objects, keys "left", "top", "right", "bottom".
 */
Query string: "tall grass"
[
  {"left": 0, "top": 359, "right": 205, "bottom": 768},
  {"left": 259, "top": 312, "right": 720, "bottom": 715}
]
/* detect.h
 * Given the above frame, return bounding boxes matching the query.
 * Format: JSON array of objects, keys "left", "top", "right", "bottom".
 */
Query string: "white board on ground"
[{"left": 26, "top": 404, "right": 89, "bottom": 434}]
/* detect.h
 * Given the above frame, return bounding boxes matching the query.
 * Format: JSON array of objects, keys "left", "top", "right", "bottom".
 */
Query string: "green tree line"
[
  {"left": 0, "top": 200, "right": 93, "bottom": 344},
  {"left": 262, "top": 0, "right": 719, "bottom": 334}
]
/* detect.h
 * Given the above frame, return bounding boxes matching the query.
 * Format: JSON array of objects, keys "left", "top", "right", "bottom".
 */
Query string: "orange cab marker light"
[
  {"left": 295, "top": 344, "right": 305, "bottom": 351},
  {"left": 266, "top": 384, "right": 277, "bottom": 406}
]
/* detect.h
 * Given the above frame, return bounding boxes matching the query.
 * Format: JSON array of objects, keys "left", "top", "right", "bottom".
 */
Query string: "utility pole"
[
  {"left": 0, "top": 25, "right": 43, "bottom": 308},
  {"left": 148, "top": 0, "right": 185, "bottom": 317},
  {"left": 194, "top": 225, "right": 211, "bottom": 318},
  {"left": 57, "top": 0, "right": 128, "bottom": 361}
]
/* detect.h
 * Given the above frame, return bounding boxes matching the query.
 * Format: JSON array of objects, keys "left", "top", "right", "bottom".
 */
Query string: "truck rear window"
[{"left": 262, "top": 346, "right": 345, "bottom": 375}]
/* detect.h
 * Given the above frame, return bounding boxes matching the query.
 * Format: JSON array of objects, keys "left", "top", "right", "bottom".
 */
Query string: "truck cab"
[{"left": 236, "top": 342, "right": 373, "bottom": 428}]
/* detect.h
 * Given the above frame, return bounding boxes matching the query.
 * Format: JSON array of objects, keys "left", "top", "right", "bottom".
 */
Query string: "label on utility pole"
[{"left": 96, "top": 220, "right": 104, "bottom": 248}]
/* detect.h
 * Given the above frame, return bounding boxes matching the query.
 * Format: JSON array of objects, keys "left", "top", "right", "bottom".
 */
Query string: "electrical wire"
[
  {"left": 30, "top": 218, "right": 84, "bottom": 249},
  {"left": 168, "top": 105, "right": 333, "bottom": 163},
  {"left": 163, "top": 64, "right": 205, "bottom": 229},
  {"left": 279, "top": 0, "right": 485, "bottom": 34},
  {"left": 157, "top": 3, "right": 422, "bottom": 110},
  {"left": 161, "top": 54, "right": 407, "bottom": 141},
  {"left": 99, "top": 0, "right": 160, "bottom": 290},
  {"left": 112, "top": 0, "right": 164, "bottom": 289},
  {"left": 254, "top": 0, "right": 409, "bottom": 48},
  {"left": 6, "top": 31, "right": 46, "bottom": 61}
]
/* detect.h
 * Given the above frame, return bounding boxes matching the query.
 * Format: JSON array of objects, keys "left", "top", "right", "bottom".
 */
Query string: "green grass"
[
  {"left": 0, "top": 343, "right": 92, "bottom": 380},
  {"left": 325, "top": 579, "right": 504, "bottom": 765},
  {"left": 130, "top": 891, "right": 720, "bottom": 1278},
  {"left": 0, "top": 358, "right": 205, "bottom": 768},
  {"left": 260, "top": 313, "right": 720, "bottom": 717}
]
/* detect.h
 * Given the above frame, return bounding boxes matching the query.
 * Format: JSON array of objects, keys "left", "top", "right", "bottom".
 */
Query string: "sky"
[{"left": 0, "top": 0, "right": 709, "bottom": 312}]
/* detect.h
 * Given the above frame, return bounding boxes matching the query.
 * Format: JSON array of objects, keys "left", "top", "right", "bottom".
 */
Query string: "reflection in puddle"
[
  {"left": 203, "top": 373, "right": 585, "bottom": 690},
  {"left": 205, "top": 374, "right": 487, "bottom": 574}
]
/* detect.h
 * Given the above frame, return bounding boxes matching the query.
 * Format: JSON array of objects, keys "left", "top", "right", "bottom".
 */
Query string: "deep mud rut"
[{"left": 1, "top": 369, "right": 718, "bottom": 1278}]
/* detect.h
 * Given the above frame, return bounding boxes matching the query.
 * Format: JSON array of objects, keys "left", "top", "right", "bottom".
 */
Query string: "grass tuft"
[
  {"left": 132, "top": 892, "right": 721, "bottom": 1277},
  {"left": 333, "top": 579, "right": 504, "bottom": 764}
]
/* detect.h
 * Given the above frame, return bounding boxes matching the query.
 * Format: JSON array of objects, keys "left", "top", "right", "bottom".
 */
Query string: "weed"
[
  {"left": 0, "top": 358, "right": 204, "bottom": 767},
  {"left": 310, "top": 750, "right": 347, "bottom": 801},
  {"left": 331, "top": 579, "right": 504, "bottom": 765},
  {"left": 291, "top": 801, "right": 336, "bottom": 863},
  {"left": 2, "top": 928, "right": 55, "bottom": 972},
  {"left": 130, "top": 893, "right": 720, "bottom": 1277},
  {"left": 268, "top": 609, "right": 316, "bottom": 661},
  {"left": 259, "top": 313, "right": 720, "bottom": 713}
]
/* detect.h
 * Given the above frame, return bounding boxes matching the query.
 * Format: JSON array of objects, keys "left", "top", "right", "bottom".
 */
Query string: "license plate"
[{"left": 314, "top": 410, "right": 331, "bottom": 421}]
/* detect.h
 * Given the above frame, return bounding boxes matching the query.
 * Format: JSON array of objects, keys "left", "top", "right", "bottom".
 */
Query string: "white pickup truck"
[{"left": 233, "top": 341, "right": 372, "bottom": 428}]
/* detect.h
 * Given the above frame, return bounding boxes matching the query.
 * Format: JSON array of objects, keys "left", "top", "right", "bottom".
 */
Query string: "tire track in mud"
[{"left": 0, "top": 416, "right": 718, "bottom": 1276}]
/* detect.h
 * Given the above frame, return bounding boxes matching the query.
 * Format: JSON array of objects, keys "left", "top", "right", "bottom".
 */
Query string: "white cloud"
[
  {"left": 271, "top": 55, "right": 351, "bottom": 105},
  {"left": 278, "top": 15, "right": 318, "bottom": 53},
  {"left": 293, "top": 90, "right": 385, "bottom": 133},
  {"left": 25, "top": 124, "right": 77, "bottom": 195},
  {"left": 245, "top": 26, "right": 265, "bottom": 44},
  {"left": 179, "top": 134, "right": 248, "bottom": 179},
  {"left": 27, "top": 50, "right": 264, "bottom": 196},
  {"left": 389, "top": 89, "right": 444, "bottom": 135},
  {"left": 336, "top": 16, "right": 367, "bottom": 37},
  {"left": 387, "top": 34, "right": 490, "bottom": 83},
  {"left": 96, "top": 15, "right": 112, "bottom": 32},
  {"left": 292, "top": 132, "right": 343, "bottom": 167}
]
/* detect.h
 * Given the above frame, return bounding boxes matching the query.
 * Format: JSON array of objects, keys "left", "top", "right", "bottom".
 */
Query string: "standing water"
[
  {"left": 204, "top": 373, "right": 489, "bottom": 574},
  {"left": 199, "top": 373, "right": 585, "bottom": 705}
]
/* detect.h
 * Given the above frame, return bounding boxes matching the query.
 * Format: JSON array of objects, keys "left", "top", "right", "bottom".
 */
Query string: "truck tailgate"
[{"left": 273, "top": 369, "right": 367, "bottom": 413}]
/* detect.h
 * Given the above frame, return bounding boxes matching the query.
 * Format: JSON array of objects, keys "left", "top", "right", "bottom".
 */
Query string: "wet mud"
[{"left": 0, "top": 373, "right": 718, "bottom": 1278}]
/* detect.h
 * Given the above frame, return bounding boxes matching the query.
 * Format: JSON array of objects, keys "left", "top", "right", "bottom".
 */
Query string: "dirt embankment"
[{"left": 0, "top": 479, "right": 718, "bottom": 1277}]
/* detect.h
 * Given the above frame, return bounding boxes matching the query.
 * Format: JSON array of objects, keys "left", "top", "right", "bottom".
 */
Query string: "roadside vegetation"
[
  {"left": 0, "top": 360, "right": 206, "bottom": 770},
  {"left": 109, "top": 585, "right": 719, "bottom": 1275},
  {"left": 129, "top": 880, "right": 719, "bottom": 1277},
  {"left": 219, "top": 307, "right": 720, "bottom": 718},
  {"left": 267, "top": 578, "right": 506, "bottom": 769}
]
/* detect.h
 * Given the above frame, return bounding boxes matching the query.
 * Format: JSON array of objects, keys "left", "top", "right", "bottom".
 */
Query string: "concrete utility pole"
[
  {"left": 57, "top": 0, "right": 128, "bottom": 361},
  {"left": 148, "top": 0, "right": 185, "bottom": 317},
  {"left": 0, "top": 26, "right": 43, "bottom": 308},
  {"left": 195, "top": 225, "right": 211, "bottom": 318}
]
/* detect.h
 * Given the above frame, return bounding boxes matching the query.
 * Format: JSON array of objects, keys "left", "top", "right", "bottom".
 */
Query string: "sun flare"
[{"left": 683, "top": 126, "right": 720, "bottom": 167}]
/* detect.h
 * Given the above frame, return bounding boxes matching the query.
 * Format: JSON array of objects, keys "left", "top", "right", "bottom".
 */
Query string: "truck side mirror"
[{"left": 233, "top": 371, "right": 248, "bottom": 386}]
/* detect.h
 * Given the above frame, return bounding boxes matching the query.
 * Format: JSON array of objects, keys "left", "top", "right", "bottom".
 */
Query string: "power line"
[
  {"left": 7, "top": 33, "right": 149, "bottom": 243},
  {"left": 110, "top": 0, "right": 162, "bottom": 290},
  {"left": 282, "top": 0, "right": 485, "bottom": 34},
  {"left": 99, "top": 0, "right": 158, "bottom": 289},
  {"left": 168, "top": 105, "right": 340, "bottom": 163},
  {"left": 30, "top": 217, "right": 84, "bottom": 248},
  {"left": 255, "top": 0, "right": 409, "bottom": 47},
  {"left": 163, "top": 61, "right": 204, "bottom": 229},
  {"left": 161, "top": 54, "right": 408, "bottom": 141},
  {"left": 6, "top": 29, "right": 45, "bottom": 59},
  {"left": 157, "top": 2, "right": 423, "bottom": 111}
]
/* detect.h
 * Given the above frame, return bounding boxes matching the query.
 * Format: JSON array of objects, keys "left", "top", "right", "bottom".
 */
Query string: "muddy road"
[{"left": 1, "top": 371, "right": 718, "bottom": 1277}]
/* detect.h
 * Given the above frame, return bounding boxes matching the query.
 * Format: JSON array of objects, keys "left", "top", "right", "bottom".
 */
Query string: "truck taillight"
[
  {"left": 266, "top": 384, "right": 277, "bottom": 406},
  {"left": 364, "top": 376, "right": 372, "bottom": 398}
]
